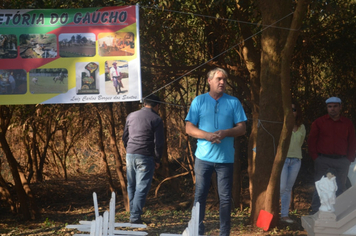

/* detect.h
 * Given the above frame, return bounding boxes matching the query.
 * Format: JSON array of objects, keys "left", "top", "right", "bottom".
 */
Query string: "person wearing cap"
[
  {"left": 308, "top": 97, "right": 356, "bottom": 214},
  {"left": 109, "top": 61, "right": 124, "bottom": 94},
  {"left": 122, "top": 94, "right": 164, "bottom": 224}
]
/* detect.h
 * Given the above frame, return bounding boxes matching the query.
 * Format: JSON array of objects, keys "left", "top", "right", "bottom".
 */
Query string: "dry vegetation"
[{"left": 0, "top": 167, "right": 312, "bottom": 236}]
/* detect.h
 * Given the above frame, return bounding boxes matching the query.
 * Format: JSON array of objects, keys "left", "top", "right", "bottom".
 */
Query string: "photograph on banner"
[
  {"left": 19, "top": 34, "right": 57, "bottom": 59},
  {"left": 0, "top": 69, "right": 27, "bottom": 95},
  {"left": 59, "top": 33, "right": 96, "bottom": 57},
  {"left": 76, "top": 62, "right": 100, "bottom": 94},
  {"left": 98, "top": 32, "right": 135, "bottom": 57},
  {"left": 105, "top": 60, "right": 128, "bottom": 95},
  {"left": 29, "top": 68, "right": 68, "bottom": 94},
  {"left": 0, "top": 34, "right": 18, "bottom": 59}
]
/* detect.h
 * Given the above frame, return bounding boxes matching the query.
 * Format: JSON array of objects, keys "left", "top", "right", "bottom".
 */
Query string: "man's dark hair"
[{"left": 144, "top": 94, "right": 160, "bottom": 107}]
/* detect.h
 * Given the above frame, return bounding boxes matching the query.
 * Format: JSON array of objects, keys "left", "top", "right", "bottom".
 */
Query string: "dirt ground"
[{"left": 0, "top": 171, "right": 312, "bottom": 236}]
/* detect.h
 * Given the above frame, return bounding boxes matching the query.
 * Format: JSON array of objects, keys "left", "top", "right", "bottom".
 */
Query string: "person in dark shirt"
[
  {"left": 308, "top": 96, "right": 356, "bottom": 214},
  {"left": 122, "top": 94, "right": 164, "bottom": 224}
]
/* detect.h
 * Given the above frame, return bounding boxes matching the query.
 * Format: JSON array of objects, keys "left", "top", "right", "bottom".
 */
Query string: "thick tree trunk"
[
  {"left": 251, "top": 0, "right": 292, "bottom": 225},
  {"left": 0, "top": 107, "right": 31, "bottom": 219},
  {"left": 264, "top": 0, "right": 310, "bottom": 225},
  {"left": 250, "top": 0, "right": 310, "bottom": 227}
]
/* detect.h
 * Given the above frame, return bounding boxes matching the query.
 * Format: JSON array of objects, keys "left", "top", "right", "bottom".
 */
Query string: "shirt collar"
[
  {"left": 142, "top": 106, "right": 159, "bottom": 115},
  {"left": 325, "top": 114, "right": 345, "bottom": 122},
  {"left": 207, "top": 92, "right": 225, "bottom": 102}
]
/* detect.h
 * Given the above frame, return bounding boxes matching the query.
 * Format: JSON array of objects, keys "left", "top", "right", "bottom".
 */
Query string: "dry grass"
[{"left": 0, "top": 174, "right": 310, "bottom": 236}]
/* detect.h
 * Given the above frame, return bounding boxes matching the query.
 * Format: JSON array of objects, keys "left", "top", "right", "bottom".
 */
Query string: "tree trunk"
[
  {"left": 232, "top": 138, "right": 242, "bottom": 210},
  {"left": 18, "top": 166, "right": 41, "bottom": 219},
  {"left": 250, "top": 0, "right": 292, "bottom": 225},
  {"left": 30, "top": 122, "right": 39, "bottom": 182},
  {"left": 108, "top": 103, "right": 129, "bottom": 211},
  {"left": 250, "top": 0, "right": 310, "bottom": 227},
  {"left": 265, "top": 0, "right": 310, "bottom": 225},
  {"left": 37, "top": 122, "right": 55, "bottom": 182},
  {"left": 235, "top": 0, "right": 262, "bottom": 217},
  {"left": 186, "top": 137, "right": 196, "bottom": 184},
  {"left": 0, "top": 170, "right": 16, "bottom": 213},
  {"left": 0, "top": 106, "right": 32, "bottom": 220},
  {"left": 158, "top": 90, "right": 170, "bottom": 178},
  {"left": 96, "top": 106, "right": 115, "bottom": 193}
]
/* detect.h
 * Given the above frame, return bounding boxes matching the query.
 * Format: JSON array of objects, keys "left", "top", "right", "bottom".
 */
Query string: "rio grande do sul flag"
[{"left": 0, "top": 5, "right": 142, "bottom": 105}]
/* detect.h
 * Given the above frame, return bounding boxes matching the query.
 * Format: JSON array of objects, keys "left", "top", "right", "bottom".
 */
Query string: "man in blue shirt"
[{"left": 185, "top": 68, "right": 247, "bottom": 236}]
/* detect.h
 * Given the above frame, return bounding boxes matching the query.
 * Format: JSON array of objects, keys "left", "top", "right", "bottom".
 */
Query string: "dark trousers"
[
  {"left": 194, "top": 158, "right": 233, "bottom": 236},
  {"left": 311, "top": 155, "right": 350, "bottom": 214}
]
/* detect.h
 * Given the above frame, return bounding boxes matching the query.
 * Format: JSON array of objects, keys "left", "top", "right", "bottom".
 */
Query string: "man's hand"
[
  {"left": 205, "top": 132, "right": 221, "bottom": 144},
  {"left": 214, "top": 130, "right": 227, "bottom": 140}
]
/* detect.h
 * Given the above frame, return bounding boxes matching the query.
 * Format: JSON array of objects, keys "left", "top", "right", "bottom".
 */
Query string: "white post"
[
  {"left": 109, "top": 192, "right": 116, "bottom": 236},
  {"left": 94, "top": 216, "right": 102, "bottom": 236},
  {"left": 93, "top": 192, "right": 99, "bottom": 219},
  {"left": 90, "top": 220, "right": 96, "bottom": 236},
  {"left": 103, "top": 211, "right": 109, "bottom": 236},
  {"left": 193, "top": 202, "right": 200, "bottom": 236}
]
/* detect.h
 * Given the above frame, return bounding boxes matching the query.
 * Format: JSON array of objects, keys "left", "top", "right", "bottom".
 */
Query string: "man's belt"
[{"left": 318, "top": 153, "right": 346, "bottom": 159}]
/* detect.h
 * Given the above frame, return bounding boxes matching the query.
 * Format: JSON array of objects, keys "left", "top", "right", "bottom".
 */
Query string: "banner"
[{"left": 0, "top": 5, "right": 141, "bottom": 105}]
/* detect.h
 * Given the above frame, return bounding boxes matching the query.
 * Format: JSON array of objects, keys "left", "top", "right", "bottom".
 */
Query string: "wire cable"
[
  {"left": 141, "top": 6, "right": 298, "bottom": 31},
  {"left": 143, "top": 11, "right": 295, "bottom": 100}
]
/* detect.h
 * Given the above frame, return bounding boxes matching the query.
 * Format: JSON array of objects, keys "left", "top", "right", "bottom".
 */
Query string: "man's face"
[
  {"left": 327, "top": 103, "right": 341, "bottom": 119},
  {"left": 208, "top": 71, "right": 226, "bottom": 95}
]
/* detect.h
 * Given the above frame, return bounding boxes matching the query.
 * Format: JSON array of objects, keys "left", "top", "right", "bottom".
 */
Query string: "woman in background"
[{"left": 280, "top": 101, "right": 306, "bottom": 223}]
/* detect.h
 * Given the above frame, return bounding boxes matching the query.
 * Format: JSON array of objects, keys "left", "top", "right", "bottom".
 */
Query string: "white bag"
[{"left": 348, "top": 161, "right": 356, "bottom": 186}]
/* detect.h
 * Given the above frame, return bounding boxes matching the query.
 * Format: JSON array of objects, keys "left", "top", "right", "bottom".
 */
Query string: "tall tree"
[
  {"left": 0, "top": 106, "right": 39, "bottom": 220},
  {"left": 249, "top": 0, "right": 310, "bottom": 226}
]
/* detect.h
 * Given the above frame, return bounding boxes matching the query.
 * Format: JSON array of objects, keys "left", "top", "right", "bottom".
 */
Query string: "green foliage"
[
  {"left": 292, "top": 0, "right": 356, "bottom": 128},
  {"left": 42, "top": 218, "right": 55, "bottom": 228}
]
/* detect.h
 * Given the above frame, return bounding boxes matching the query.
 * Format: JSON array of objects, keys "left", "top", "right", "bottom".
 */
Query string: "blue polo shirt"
[{"left": 185, "top": 93, "right": 247, "bottom": 163}]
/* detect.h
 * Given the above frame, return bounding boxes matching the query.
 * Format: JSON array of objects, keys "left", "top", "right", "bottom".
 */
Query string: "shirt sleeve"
[
  {"left": 185, "top": 97, "right": 199, "bottom": 125},
  {"left": 122, "top": 119, "right": 129, "bottom": 149},
  {"left": 154, "top": 119, "right": 165, "bottom": 163}
]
